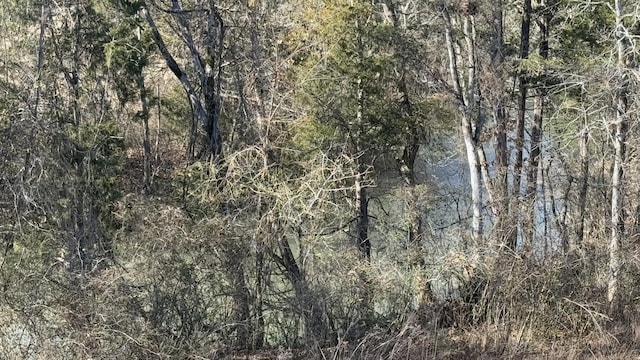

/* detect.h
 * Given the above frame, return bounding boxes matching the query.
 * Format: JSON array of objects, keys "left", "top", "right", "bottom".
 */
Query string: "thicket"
[{"left": 0, "top": 0, "right": 639, "bottom": 359}]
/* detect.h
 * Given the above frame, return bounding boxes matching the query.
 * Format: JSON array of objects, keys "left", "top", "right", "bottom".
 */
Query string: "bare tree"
[
  {"left": 509, "top": 0, "right": 532, "bottom": 250},
  {"left": 441, "top": 1, "right": 484, "bottom": 242},
  {"left": 143, "top": 0, "right": 224, "bottom": 160},
  {"left": 607, "top": 0, "right": 633, "bottom": 312}
]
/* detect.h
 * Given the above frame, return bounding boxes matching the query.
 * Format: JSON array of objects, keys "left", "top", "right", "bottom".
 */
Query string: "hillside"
[{"left": 0, "top": 0, "right": 640, "bottom": 358}]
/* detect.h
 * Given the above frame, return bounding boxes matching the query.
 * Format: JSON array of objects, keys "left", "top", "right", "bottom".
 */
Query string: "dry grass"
[{"left": 214, "top": 252, "right": 640, "bottom": 360}]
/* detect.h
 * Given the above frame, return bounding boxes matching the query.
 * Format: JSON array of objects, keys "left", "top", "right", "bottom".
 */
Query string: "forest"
[{"left": 0, "top": 0, "right": 639, "bottom": 358}]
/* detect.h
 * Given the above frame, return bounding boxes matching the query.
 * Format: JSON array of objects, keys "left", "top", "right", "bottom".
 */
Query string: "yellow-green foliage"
[
  {"left": 518, "top": 53, "right": 564, "bottom": 77},
  {"left": 290, "top": 115, "right": 340, "bottom": 151},
  {"left": 160, "top": 84, "right": 193, "bottom": 135},
  {"left": 287, "top": 0, "right": 412, "bottom": 157}
]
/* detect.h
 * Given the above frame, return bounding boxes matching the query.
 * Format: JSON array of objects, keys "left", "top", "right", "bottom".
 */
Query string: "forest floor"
[{"left": 220, "top": 324, "right": 640, "bottom": 360}]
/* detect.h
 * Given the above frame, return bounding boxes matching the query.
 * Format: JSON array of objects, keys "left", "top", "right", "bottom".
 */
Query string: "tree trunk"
[
  {"left": 463, "top": 16, "right": 483, "bottom": 243},
  {"left": 609, "top": 110, "right": 626, "bottom": 311},
  {"left": 489, "top": 0, "right": 509, "bottom": 247},
  {"left": 202, "top": 6, "right": 225, "bottom": 159},
  {"left": 442, "top": 5, "right": 483, "bottom": 242},
  {"left": 226, "top": 250, "right": 252, "bottom": 348},
  {"left": 608, "top": 0, "right": 630, "bottom": 312},
  {"left": 463, "top": 118, "right": 483, "bottom": 243},
  {"left": 510, "top": 0, "right": 532, "bottom": 250},
  {"left": 384, "top": 0, "right": 423, "bottom": 255},
  {"left": 523, "top": 3, "right": 550, "bottom": 253},
  {"left": 514, "top": 0, "right": 531, "bottom": 193},
  {"left": 143, "top": 4, "right": 224, "bottom": 160},
  {"left": 253, "top": 238, "right": 265, "bottom": 349},
  {"left": 136, "top": 74, "right": 153, "bottom": 194},
  {"left": 355, "top": 170, "right": 371, "bottom": 260},
  {"left": 275, "top": 231, "right": 327, "bottom": 344},
  {"left": 575, "top": 125, "right": 589, "bottom": 249},
  {"left": 32, "top": 0, "right": 48, "bottom": 116},
  {"left": 401, "top": 143, "right": 422, "bottom": 248},
  {"left": 249, "top": 4, "right": 269, "bottom": 346},
  {"left": 353, "top": 78, "right": 371, "bottom": 260}
]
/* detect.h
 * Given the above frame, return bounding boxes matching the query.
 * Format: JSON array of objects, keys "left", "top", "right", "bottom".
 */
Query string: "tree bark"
[
  {"left": 575, "top": 125, "right": 589, "bottom": 249},
  {"left": 274, "top": 229, "right": 327, "bottom": 344},
  {"left": 32, "top": 0, "right": 49, "bottom": 117},
  {"left": 442, "top": 6, "right": 483, "bottom": 242},
  {"left": 249, "top": 3, "right": 268, "bottom": 347},
  {"left": 143, "top": 4, "right": 224, "bottom": 160},
  {"left": 355, "top": 170, "right": 371, "bottom": 261},
  {"left": 488, "top": 0, "right": 509, "bottom": 247},
  {"left": 523, "top": 1, "right": 550, "bottom": 252},
  {"left": 225, "top": 248, "right": 252, "bottom": 348},
  {"left": 510, "top": 0, "right": 532, "bottom": 249},
  {"left": 608, "top": 0, "right": 630, "bottom": 312},
  {"left": 136, "top": 74, "right": 153, "bottom": 194},
  {"left": 353, "top": 78, "right": 371, "bottom": 261},
  {"left": 384, "top": 0, "right": 423, "bottom": 253}
]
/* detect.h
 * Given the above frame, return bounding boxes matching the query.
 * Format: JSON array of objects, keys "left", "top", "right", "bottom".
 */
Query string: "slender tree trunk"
[
  {"left": 522, "top": 3, "right": 550, "bottom": 253},
  {"left": 143, "top": 4, "right": 224, "bottom": 160},
  {"left": 247, "top": 1, "right": 273, "bottom": 345},
  {"left": 510, "top": 0, "right": 532, "bottom": 250},
  {"left": 355, "top": 170, "right": 371, "bottom": 260},
  {"left": 546, "top": 159, "right": 571, "bottom": 252},
  {"left": 384, "top": 0, "right": 423, "bottom": 258},
  {"left": 136, "top": 75, "right": 153, "bottom": 194},
  {"left": 401, "top": 143, "right": 422, "bottom": 247},
  {"left": 489, "top": 0, "right": 509, "bottom": 247},
  {"left": 527, "top": 93, "right": 543, "bottom": 197},
  {"left": 203, "top": 6, "right": 225, "bottom": 160},
  {"left": 396, "top": 40, "right": 421, "bottom": 248},
  {"left": 226, "top": 249, "right": 252, "bottom": 348},
  {"left": 33, "top": 0, "right": 49, "bottom": 117},
  {"left": 576, "top": 125, "right": 589, "bottom": 249},
  {"left": 463, "top": 118, "right": 483, "bottom": 242},
  {"left": 608, "top": 0, "right": 630, "bottom": 312},
  {"left": 514, "top": 0, "right": 531, "bottom": 193},
  {"left": 275, "top": 227, "right": 327, "bottom": 344},
  {"left": 253, "top": 238, "right": 265, "bottom": 349},
  {"left": 352, "top": 78, "right": 371, "bottom": 260},
  {"left": 441, "top": 5, "right": 483, "bottom": 242},
  {"left": 463, "top": 15, "right": 483, "bottom": 243},
  {"left": 609, "top": 112, "right": 626, "bottom": 312},
  {"left": 70, "top": 185, "right": 87, "bottom": 272},
  {"left": 143, "top": 110, "right": 152, "bottom": 193}
]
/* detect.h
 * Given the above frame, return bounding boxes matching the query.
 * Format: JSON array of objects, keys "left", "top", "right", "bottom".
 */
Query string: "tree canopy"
[{"left": 0, "top": 0, "right": 639, "bottom": 358}]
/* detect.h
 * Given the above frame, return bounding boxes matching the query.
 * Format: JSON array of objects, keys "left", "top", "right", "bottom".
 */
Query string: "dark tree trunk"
[
  {"left": 276, "top": 232, "right": 327, "bottom": 344},
  {"left": 510, "top": 0, "right": 532, "bottom": 250},
  {"left": 136, "top": 75, "right": 153, "bottom": 194},
  {"left": 489, "top": 0, "right": 510, "bottom": 247},
  {"left": 523, "top": 0, "right": 551, "bottom": 253},
  {"left": 144, "top": 3, "right": 224, "bottom": 160},
  {"left": 226, "top": 250, "right": 252, "bottom": 349},
  {"left": 355, "top": 172, "right": 371, "bottom": 261},
  {"left": 384, "top": 0, "right": 423, "bottom": 251},
  {"left": 576, "top": 126, "right": 589, "bottom": 248}
]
